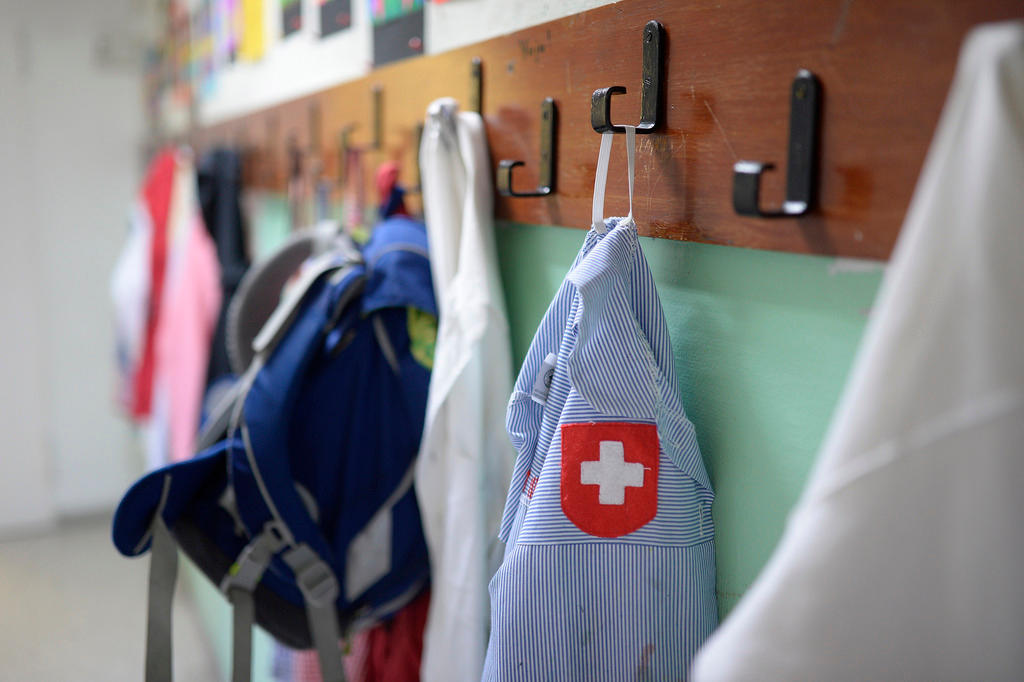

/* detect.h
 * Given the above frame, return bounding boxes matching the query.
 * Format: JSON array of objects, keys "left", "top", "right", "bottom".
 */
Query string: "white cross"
[{"left": 580, "top": 440, "right": 645, "bottom": 505}]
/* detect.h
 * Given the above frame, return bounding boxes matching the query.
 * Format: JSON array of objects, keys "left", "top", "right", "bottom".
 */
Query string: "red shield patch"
[{"left": 560, "top": 422, "right": 659, "bottom": 537}]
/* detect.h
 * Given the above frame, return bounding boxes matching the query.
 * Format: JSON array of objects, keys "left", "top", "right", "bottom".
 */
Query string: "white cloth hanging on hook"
[
  {"left": 693, "top": 21, "right": 1024, "bottom": 682},
  {"left": 416, "top": 97, "right": 516, "bottom": 682}
]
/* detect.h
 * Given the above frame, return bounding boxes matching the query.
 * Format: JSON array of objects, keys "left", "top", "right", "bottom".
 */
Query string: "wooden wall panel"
[{"left": 191, "top": 0, "right": 1022, "bottom": 259}]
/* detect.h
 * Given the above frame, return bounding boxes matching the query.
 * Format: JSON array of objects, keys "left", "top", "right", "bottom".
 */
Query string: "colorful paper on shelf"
[
  {"left": 192, "top": 0, "right": 217, "bottom": 98},
  {"left": 370, "top": 0, "right": 423, "bottom": 66},
  {"left": 239, "top": 0, "right": 265, "bottom": 60},
  {"left": 368, "top": 0, "right": 423, "bottom": 26},
  {"left": 319, "top": 0, "right": 352, "bottom": 37},
  {"left": 281, "top": 0, "right": 301, "bottom": 37}
]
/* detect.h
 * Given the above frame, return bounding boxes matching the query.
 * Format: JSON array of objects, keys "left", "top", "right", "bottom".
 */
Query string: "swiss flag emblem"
[{"left": 560, "top": 422, "right": 659, "bottom": 537}]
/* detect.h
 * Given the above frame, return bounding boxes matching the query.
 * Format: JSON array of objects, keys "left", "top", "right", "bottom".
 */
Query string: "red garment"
[
  {"left": 130, "top": 149, "right": 177, "bottom": 418},
  {"left": 362, "top": 588, "right": 430, "bottom": 682},
  {"left": 284, "top": 589, "right": 430, "bottom": 682},
  {"left": 375, "top": 161, "right": 409, "bottom": 218}
]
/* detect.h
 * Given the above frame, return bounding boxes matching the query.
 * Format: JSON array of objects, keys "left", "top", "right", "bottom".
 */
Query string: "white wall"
[
  {"left": 199, "top": 0, "right": 618, "bottom": 126},
  {"left": 424, "top": 0, "right": 617, "bottom": 54},
  {"left": 0, "top": 0, "right": 151, "bottom": 531},
  {"left": 0, "top": 15, "right": 55, "bottom": 536}
]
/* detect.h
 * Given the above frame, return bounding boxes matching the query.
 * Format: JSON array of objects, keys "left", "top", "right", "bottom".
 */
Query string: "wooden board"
[{"left": 192, "top": 0, "right": 1022, "bottom": 259}]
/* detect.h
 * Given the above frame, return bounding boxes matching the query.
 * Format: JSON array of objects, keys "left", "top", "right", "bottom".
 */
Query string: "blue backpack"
[{"left": 112, "top": 216, "right": 436, "bottom": 682}]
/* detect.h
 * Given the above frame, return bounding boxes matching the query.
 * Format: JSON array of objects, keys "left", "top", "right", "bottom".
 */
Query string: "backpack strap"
[
  {"left": 219, "top": 521, "right": 288, "bottom": 682},
  {"left": 221, "top": 257, "right": 362, "bottom": 682},
  {"left": 251, "top": 250, "right": 356, "bottom": 358},
  {"left": 283, "top": 544, "right": 346, "bottom": 682},
  {"left": 371, "top": 313, "right": 401, "bottom": 374},
  {"left": 145, "top": 476, "right": 177, "bottom": 682},
  {"left": 195, "top": 378, "right": 246, "bottom": 451},
  {"left": 229, "top": 590, "right": 254, "bottom": 682}
]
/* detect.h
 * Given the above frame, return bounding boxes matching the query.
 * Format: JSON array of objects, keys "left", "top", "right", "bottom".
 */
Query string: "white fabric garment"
[
  {"left": 693, "top": 22, "right": 1024, "bottom": 681},
  {"left": 416, "top": 97, "right": 516, "bottom": 682},
  {"left": 110, "top": 202, "right": 152, "bottom": 411}
]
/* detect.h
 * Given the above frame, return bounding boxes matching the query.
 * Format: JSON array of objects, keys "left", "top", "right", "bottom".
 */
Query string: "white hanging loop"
[
  {"left": 625, "top": 125, "right": 636, "bottom": 221},
  {"left": 591, "top": 132, "right": 614, "bottom": 233},
  {"left": 591, "top": 127, "right": 638, "bottom": 232}
]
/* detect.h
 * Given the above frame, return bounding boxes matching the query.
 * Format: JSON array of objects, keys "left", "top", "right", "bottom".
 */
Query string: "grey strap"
[
  {"left": 229, "top": 588, "right": 254, "bottom": 682},
  {"left": 146, "top": 513, "right": 178, "bottom": 682},
  {"left": 196, "top": 379, "right": 245, "bottom": 451},
  {"left": 284, "top": 545, "right": 346, "bottom": 682},
  {"left": 251, "top": 252, "right": 350, "bottom": 356},
  {"left": 307, "top": 600, "right": 346, "bottom": 682},
  {"left": 372, "top": 314, "right": 401, "bottom": 375},
  {"left": 220, "top": 523, "right": 289, "bottom": 682}
]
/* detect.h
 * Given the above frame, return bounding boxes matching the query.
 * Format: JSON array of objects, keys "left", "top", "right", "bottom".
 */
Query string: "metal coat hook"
[
  {"left": 264, "top": 114, "right": 279, "bottom": 185},
  {"left": 337, "top": 124, "right": 356, "bottom": 186},
  {"left": 733, "top": 69, "right": 821, "bottom": 217},
  {"left": 287, "top": 133, "right": 303, "bottom": 181},
  {"left": 470, "top": 57, "right": 482, "bottom": 115},
  {"left": 410, "top": 122, "right": 424, "bottom": 194},
  {"left": 308, "top": 101, "right": 322, "bottom": 153},
  {"left": 591, "top": 20, "right": 663, "bottom": 133},
  {"left": 233, "top": 127, "right": 248, "bottom": 154},
  {"left": 234, "top": 128, "right": 251, "bottom": 183},
  {"left": 497, "top": 98, "right": 556, "bottom": 197},
  {"left": 371, "top": 85, "right": 384, "bottom": 150}
]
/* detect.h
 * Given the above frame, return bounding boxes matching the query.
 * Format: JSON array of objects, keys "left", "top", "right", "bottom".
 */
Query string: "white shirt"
[
  {"left": 693, "top": 21, "right": 1024, "bottom": 681},
  {"left": 416, "top": 97, "right": 516, "bottom": 682}
]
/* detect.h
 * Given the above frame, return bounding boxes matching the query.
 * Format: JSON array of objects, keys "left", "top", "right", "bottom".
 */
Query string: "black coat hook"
[
  {"left": 336, "top": 124, "right": 356, "bottom": 187},
  {"left": 264, "top": 114, "right": 279, "bottom": 185},
  {"left": 591, "top": 20, "right": 663, "bottom": 134},
  {"left": 498, "top": 98, "right": 556, "bottom": 197},
  {"left": 733, "top": 70, "right": 821, "bottom": 217},
  {"left": 287, "top": 133, "right": 303, "bottom": 181},
  {"left": 470, "top": 57, "right": 483, "bottom": 115},
  {"left": 308, "top": 101, "right": 322, "bottom": 153},
  {"left": 371, "top": 84, "right": 384, "bottom": 150},
  {"left": 409, "top": 122, "right": 424, "bottom": 194}
]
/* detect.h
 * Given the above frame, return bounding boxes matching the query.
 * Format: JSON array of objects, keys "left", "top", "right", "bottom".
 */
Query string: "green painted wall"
[
  {"left": 495, "top": 221, "right": 882, "bottom": 615},
  {"left": 188, "top": 209, "right": 883, "bottom": 678}
]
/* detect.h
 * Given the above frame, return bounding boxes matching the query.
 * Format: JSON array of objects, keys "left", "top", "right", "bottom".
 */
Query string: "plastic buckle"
[
  {"left": 284, "top": 544, "right": 340, "bottom": 608},
  {"left": 220, "top": 522, "right": 289, "bottom": 594},
  {"left": 261, "top": 521, "right": 289, "bottom": 553}
]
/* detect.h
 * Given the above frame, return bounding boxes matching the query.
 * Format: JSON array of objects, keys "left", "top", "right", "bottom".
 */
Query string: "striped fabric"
[
  {"left": 270, "top": 633, "right": 371, "bottom": 682},
  {"left": 484, "top": 217, "right": 717, "bottom": 681}
]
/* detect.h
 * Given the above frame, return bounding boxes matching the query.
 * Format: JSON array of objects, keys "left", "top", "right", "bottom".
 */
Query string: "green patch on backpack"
[{"left": 407, "top": 307, "right": 437, "bottom": 370}]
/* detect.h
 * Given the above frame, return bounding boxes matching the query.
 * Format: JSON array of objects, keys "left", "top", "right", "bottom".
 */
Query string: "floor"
[{"left": 0, "top": 515, "right": 222, "bottom": 681}]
